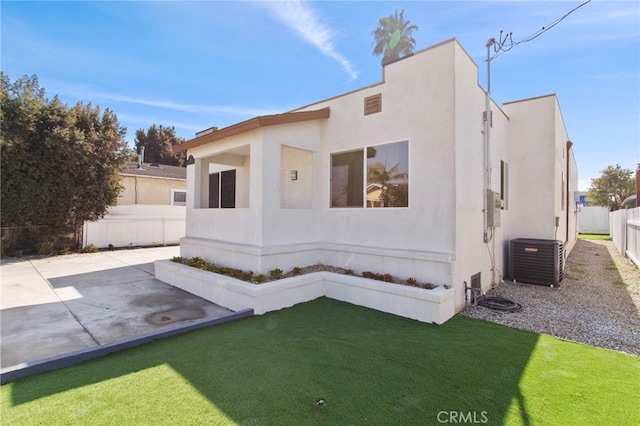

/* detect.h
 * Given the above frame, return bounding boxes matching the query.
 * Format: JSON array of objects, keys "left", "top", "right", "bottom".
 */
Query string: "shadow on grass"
[{"left": 6, "top": 298, "right": 540, "bottom": 425}]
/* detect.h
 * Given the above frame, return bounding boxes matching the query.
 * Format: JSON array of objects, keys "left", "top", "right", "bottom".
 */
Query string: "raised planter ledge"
[{"left": 155, "top": 260, "right": 456, "bottom": 325}]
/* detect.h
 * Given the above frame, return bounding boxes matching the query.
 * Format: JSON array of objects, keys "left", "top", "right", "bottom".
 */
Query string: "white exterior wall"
[
  {"left": 178, "top": 38, "right": 578, "bottom": 314},
  {"left": 503, "top": 96, "right": 558, "bottom": 241},
  {"left": 451, "top": 43, "right": 512, "bottom": 308},
  {"left": 181, "top": 40, "right": 461, "bottom": 286}
]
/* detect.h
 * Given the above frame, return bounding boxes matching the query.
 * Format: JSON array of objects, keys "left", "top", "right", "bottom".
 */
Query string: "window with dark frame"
[{"left": 209, "top": 170, "right": 236, "bottom": 208}]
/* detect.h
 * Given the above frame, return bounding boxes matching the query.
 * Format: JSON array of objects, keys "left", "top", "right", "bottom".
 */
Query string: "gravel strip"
[{"left": 461, "top": 238, "right": 640, "bottom": 356}]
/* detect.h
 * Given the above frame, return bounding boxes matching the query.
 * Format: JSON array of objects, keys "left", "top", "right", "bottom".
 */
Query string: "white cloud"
[
  {"left": 49, "top": 81, "right": 282, "bottom": 118},
  {"left": 100, "top": 93, "right": 282, "bottom": 118},
  {"left": 265, "top": 0, "right": 359, "bottom": 80}
]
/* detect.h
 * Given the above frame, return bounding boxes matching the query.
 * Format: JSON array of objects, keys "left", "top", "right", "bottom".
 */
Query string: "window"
[
  {"left": 500, "top": 160, "right": 509, "bottom": 210},
  {"left": 171, "top": 189, "right": 186, "bottom": 206},
  {"left": 209, "top": 170, "right": 236, "bottom": 208},
  {"left": 331, "top": 141, "right": 408, "bottom": 208},
  {"left": 331, "top": 150, "right": 364, "bottom": 207}
]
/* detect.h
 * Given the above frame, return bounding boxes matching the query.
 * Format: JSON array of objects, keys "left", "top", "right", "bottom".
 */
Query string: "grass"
[
  {"left": 578, "top": 233, "right": 612, "bottom": 240},
  {"left": 2, "top": 298, "right": 638, "bottom": 425}
]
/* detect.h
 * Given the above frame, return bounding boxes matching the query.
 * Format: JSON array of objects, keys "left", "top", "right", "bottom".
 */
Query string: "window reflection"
[{"left": 367, "top": 141, "right": 409, "bottom": 208}]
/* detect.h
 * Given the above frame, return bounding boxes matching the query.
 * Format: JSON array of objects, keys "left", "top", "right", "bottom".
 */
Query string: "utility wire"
[{"left": 490, "top": 0, "right": 592, "bottom": 61}]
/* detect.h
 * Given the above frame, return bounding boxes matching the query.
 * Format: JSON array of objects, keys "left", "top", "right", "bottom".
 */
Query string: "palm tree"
[
  {"left": 372, "top": 9, "right": 419, "bottom": 66},
  {"left": 367, "top": 162, "right": 408, "bottom": 207}
]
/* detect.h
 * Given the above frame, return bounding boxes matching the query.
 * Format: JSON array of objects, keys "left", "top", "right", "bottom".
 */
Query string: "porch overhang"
[{"left": 173, "top": 107, "right": 331, "bottom": 154}]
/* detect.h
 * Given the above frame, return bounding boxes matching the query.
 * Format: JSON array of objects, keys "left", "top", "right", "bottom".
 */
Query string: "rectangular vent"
[{"left": 364, "top": 94, "right": 382, "bottom": 116}]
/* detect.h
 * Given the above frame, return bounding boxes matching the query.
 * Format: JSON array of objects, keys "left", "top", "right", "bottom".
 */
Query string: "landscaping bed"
[{"left": 170, "top": 256, "right": 436, "bottom": 289}]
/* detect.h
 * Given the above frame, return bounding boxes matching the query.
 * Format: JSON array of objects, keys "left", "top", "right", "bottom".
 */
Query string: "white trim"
[{"left": 171, "top": 188, "right": 187, "bottom": 206}]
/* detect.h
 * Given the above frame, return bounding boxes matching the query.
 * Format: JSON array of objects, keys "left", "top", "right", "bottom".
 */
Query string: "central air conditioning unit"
[{"left": 510, "top": 238, "right": 564, "bottom": 286}]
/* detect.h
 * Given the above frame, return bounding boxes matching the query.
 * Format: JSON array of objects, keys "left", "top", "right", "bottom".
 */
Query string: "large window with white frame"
[{"left": 331, "top": 140, "right": 408, "bottom": 208}]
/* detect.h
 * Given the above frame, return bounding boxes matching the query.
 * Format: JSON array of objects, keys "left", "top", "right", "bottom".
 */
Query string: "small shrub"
[
  {"left": 362, "top": 271, "right": 379, "bottom": 280},
  {"left": 171, "top": 256, "right": 184, "bottom": 263},
  {"left": 240, "top": 271, "right": 254, "bottom": 281},
  {"left": 291, "top": 267, "right": 303, "bottom": 276},
  {"left": 82, "top": 244, "right": 99, "bottom": 253},
  {"left": 269, "top": 268, "right": 283, "bottom": 280},
  {"left": 405, "top": 277, "right": 417, "bottom": 286},
  {"left": 186, "top": 257, "right": 207, "bottom": 269},
  {"left": 383, "top": 273, "right": 394, "bottom": 283},
  {"left": 345, "top": 269, "right": 355, "bottom": 276},
  {"left": 36, "top": 241, "right": 55, "bottom": 255},
  {"left": 252, "top": 274, "right": 267, "bottom": 284}
]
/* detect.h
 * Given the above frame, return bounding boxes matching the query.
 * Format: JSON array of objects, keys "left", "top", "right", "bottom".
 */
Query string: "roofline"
[
  {"left": 120, "top": 174, "right": 186, "bottom": 181},
  {"left": 292, "top": 38, "right": 460, "bottom": 113},
  {"left": 503, "top": 93, "right": 557, "bottom": 106},
  {"left": 173, "top": 107, "right": 330, "bottom": 153}
]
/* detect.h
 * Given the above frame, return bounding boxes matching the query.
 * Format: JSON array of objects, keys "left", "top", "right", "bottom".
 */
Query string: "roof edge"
[{"left": 173, "top": 107, "right": 330, "bottom": 153}]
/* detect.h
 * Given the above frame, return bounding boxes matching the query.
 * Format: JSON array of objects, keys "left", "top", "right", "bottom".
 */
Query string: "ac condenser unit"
[{"left": 510, "top": 238, "right": 564, "bottom": 286}]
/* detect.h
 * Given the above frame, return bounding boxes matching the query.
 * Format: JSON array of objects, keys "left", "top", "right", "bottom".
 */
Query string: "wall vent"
[
  {"left": 364, "top": 94, "right": 382, "bottom": 116},
  {"left": 510, "top": 238, "right": 564, "bottom": 286}
]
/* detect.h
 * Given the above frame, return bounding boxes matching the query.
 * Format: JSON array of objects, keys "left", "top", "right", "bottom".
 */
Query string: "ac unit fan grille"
[{"left": 510, "top": 239, "right": 564, "bottom": 286}]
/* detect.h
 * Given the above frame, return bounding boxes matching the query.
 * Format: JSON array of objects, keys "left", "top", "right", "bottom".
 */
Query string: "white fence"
[
  {"left": 578, "top": 206, "right": 610, "bottom": 234},
  {"left": 83, "top": 205, "right": 186, "bottom": 249},
  {"left": 610, "top": 207, "right": 640, "bottom": 268}
]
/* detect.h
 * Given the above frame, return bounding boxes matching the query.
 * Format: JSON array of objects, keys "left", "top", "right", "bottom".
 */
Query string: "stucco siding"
[{"left": 119, "top": 175, "right": 186, "bottom": 205}]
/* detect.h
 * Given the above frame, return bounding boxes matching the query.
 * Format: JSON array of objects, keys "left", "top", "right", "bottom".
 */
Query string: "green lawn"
[
  {"left": 2, "top": 298, "right": 638, "bottom": 425},
  {"left": 578, "top": 233, "right": 612, "bottom": 240}
]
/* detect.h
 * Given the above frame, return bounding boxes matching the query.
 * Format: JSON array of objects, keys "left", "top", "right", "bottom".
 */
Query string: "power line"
[{"left": 490, "top": 0, "right": 592, "bottom": 61}]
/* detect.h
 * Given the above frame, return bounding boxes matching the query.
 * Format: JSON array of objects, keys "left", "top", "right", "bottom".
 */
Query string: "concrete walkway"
[{"left": 0, "top": 247, "right": 237, "bottom": 373}]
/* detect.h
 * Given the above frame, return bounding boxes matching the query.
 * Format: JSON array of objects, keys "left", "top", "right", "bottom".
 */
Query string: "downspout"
[{"left": 565, "top": 141, "right": 573, "bottom": 243}]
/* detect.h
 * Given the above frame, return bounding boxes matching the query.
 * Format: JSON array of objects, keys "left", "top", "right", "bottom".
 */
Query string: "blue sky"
[{"left": 2, "top": 1, "right": 638, "bottom": 190}]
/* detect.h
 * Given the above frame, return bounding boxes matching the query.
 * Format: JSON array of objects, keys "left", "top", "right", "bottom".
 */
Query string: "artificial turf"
[{"left": 2, "top": 297, "right": 638, "bottom": 425}]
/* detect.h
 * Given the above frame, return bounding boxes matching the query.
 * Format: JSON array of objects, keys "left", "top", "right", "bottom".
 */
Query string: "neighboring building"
[
  {"left": 82, "top": 161, "right": 187, "bottom": 248},
  {"left": 119, "top": 161, "right": 187, "bottom": 206},
  {"left": 171, "top": 38, "right": 578, "bottom": 316}
]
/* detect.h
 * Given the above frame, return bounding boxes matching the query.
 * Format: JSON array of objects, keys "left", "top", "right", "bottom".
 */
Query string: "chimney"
[{"left": 138, "top": 146, "right": 145, "bottom": 169}]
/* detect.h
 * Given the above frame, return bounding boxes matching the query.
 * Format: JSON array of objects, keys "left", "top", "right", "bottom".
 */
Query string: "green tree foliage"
[
  {"left": 134, "top": 124, "right": 185, "bottom": 166},
  {"left": 372, "top": 9, "right": 419, "bottom": 66},
  {"left": 587, "top": 164, "right": 636, "bottom": 210},
  {"left": 367, "top": 162, "right": 408, "bottom": 207},
  {"left": 1, "top": 73, "right": 127, "bottom": 249}
]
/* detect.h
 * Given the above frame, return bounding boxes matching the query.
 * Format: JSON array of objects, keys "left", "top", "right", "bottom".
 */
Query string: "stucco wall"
[
  {"left": 119, "top": 175, "right": 186, "bottom": 205},
  {"left": 178, "top": 38, "right": 578, "bottom": 306}
]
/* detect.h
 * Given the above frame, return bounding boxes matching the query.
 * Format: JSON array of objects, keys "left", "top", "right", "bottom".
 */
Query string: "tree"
[
  {"left": 367, "top": 161, "right": 408, "bottom": 207},
  {"left": 1, "top": 73, "right": 127, "bottom": 250},
  {"left": 372, "top": 9, "right": 419, "bottom": 66},
  {"left": 587, "top": 164, "right": 636, "bottom": 210},
  {"left": 134, "top": 124, "right": 185, "bottom": 166}
]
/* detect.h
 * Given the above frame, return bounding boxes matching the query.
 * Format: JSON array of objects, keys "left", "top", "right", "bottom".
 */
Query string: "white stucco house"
[{"left": 156, "top": 38, "right": 578, "bottom": 324}]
